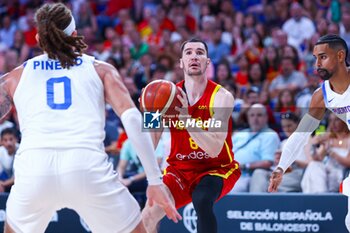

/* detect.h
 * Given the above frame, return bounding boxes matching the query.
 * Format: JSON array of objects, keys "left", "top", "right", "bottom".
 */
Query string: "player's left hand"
[
  {"left": 268, "top": 167, "right": 283, "bottom": 192},
  {"left": 175, "top": 87, "right": 189, "bottom": 120}
]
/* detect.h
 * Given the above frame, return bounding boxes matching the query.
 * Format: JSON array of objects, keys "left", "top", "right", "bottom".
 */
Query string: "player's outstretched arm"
[
  {"left": 95, "top": 61, "right": 181, "bottom": 222},
  {"left": 268, "top": 88, "right": 325, "bottom": 192},
  {"left": 175, "top": 87, "right": 234, "bottom": 157}
]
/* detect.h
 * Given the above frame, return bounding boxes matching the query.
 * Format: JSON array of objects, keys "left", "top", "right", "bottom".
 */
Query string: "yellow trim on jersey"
[
  {"left": 209, "top": 84, "right": 222, "bottom": 117},
  {"left": 209, "top": 163, "right": 239, "bottom": 179},
  {"left": 220, "top": 140, "right": 233, "bottom": 167}
]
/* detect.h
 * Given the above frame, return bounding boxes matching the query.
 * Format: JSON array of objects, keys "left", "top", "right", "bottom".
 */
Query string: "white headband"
[{"left": 63, "top": 16, "right": 76, "bottom": 36}]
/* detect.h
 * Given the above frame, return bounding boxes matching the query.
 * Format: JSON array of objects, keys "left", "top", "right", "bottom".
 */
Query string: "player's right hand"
[
  {"left": 146, "top": 184, "right": 182, "bottom": 223},
  {"left": 268, "top": 167, "right": 284, "bottom": 192}
]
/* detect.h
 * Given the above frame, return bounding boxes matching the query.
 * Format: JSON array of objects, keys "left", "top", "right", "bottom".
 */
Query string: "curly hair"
[{"left": 34, "top": 3, "right": 88, "bottom": 69}]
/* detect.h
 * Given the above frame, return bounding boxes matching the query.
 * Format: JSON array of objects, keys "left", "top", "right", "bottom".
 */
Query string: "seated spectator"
[
  {"left": 117, "top": 138, "right": 164, "bottom": 207},
  {"left": 261, "top": 45, "right": 280, "bottom": 84},
  {"left": 243, "top": 31, "right": 264, "bottom": 64},
  {"left": 235, "top": 87, "right": 260, "bottom": 129},
  {"left": 247, "top": 62, "right": 267, "bottom": 93},
  {"left": 280, "top": 44, "right": 305, "bottom": 72},
  {"left": 269, "top": 56, "right": 307, "bottom": 100},
  {"left": 207, "top": 27, "right": 231, "bottom": 66},
  {"left": 301, "top": 113, "right": 350, "bottom": 193},
  {"left": 0, "top": 128, "right": 19, "bottom": 193},
  {"left": 236, "top": 87, "right": 275, "bottom": 130},
  {"left": 249, "top": 112, "right": 308, "bottom": 192},
  {"left": 105, "top": 126, "right": 127, "bottom": 155},
  {"left": 233, "top": 54, "right": 249, "bottom": 99},
  {"left": 230, "top": 104, "right": 280, "bottom": 192},
  {"left": 213, "top": 59, "right": 232, "bottom": 85},
  {"left": 274, "top": 88, "right": 297, "bottom": 115},
  {"left": 282, "top": 2, "right": 315, "bottom": 51}
]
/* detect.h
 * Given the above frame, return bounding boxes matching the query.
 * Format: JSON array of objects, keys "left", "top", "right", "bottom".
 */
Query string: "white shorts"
[{"left": 6, "top": 148, "right": 141, "bottom": 233}]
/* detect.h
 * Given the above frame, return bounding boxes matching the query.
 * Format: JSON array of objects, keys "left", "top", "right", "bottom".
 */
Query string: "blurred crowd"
[{"left": 0, "top": 0, "right": 349, "bottom": 200}]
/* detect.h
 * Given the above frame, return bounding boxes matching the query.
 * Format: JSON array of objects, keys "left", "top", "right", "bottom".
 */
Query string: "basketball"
[{"left": 140, "top": 80, "right": 181, "bottom": 117}]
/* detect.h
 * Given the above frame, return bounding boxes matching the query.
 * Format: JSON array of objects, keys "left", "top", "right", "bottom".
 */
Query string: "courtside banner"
[
  {"left": 160, "top": 194, "right": 348, "bottom": 233},
  {"left": 0, "top": 193, "right": 346, "bottom": 232}
]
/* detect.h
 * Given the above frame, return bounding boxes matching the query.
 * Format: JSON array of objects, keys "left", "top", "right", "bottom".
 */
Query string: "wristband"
[{"left": 121, "top": 107, "right": 163, "bottom": 185}]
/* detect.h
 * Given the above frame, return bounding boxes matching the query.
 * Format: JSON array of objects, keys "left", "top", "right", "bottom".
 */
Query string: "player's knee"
[
  {"left": 192, "top": 190, "right": 214, "bottom": 212},
  {"left": 345, "top": 213, "right": 350, "bottom": 231}
]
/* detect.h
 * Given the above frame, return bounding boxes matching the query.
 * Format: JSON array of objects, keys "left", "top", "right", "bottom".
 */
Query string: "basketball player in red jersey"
[{"left": 142, "top": 38, "right": 241, "bottom": 233}]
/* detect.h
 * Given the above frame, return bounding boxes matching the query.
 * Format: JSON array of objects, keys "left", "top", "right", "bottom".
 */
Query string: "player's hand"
[
  {"left": 268, "top": 167, "right": 284, "bottom": 192},
  {"left": 146, "top": 184, "right": 182, "bottom": 223},
  {"left": 175, "top": 87, "right": 189, "bottom": 120}
]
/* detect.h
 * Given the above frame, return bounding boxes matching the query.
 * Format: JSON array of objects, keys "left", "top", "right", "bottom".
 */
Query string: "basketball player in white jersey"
[
  {"left": 0, "top": 3, "right": 181, "bottom": 233},
  {"left": 268, "top": 34, "right": 350, "bottom": 231}
]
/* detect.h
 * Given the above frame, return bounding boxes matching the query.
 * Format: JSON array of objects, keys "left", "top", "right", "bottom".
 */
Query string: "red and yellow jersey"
[{"left": 165, "top": 80, "right": 239, "bottom": 179}]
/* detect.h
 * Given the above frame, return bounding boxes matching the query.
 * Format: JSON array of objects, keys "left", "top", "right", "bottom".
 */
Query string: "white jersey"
[
  {"left": 322, "top": 80, "right": 350, "bottom": 130},
  {"left": 14, "top": 54, "right": 105, "bottom": 153}
]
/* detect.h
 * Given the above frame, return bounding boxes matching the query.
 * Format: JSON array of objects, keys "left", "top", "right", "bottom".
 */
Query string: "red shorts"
[{"left": 163, "top": 165, "right": 241, "bottom": 209}]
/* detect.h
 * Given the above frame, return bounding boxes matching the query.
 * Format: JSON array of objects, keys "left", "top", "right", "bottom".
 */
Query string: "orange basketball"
[{"left": 140, "top": 80, "right": 181, "bottom": 118}]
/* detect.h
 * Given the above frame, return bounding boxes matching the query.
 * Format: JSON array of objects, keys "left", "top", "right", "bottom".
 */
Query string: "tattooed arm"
[
  {"left": 0, "top": 66, "right": 23, "bottom": 121},
  {"left": 0, "top": 77, "right": 13, "bottom": 120}
]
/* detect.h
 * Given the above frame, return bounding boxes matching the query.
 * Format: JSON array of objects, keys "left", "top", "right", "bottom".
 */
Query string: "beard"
[
  {"left": 317, "top": 68, "right": 333, "bottom": 81},
  {"left": 188, "top": 70, "right": 203, "bottom": 76},
  {"left": 186, "top": 67, "right": 203, "bottom": 76}
]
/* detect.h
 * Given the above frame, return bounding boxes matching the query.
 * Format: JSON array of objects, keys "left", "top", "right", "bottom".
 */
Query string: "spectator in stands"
[
  {"left": 269, "top": 56, "right": 307, "bottom": 100},
  {"left": 3, "top": 49, "right": 19, "bottom": 74},
  {"left": 11, "top": 30, "right": 30, "bottom": 64},
  {"left": 296, "top": 72, "right": 321, "bottom": 117},
  {"left": 117, "top": 138, "right": 164, "bottom": 207},
  {"left": 213, "top": 59, "right": 232, "bottom": 85},
  {"left": 272, "top": 29, "right": 289, "bottom": 49},
  {"left": 316, "top": 18, "right": 329, "bottom": 37},
  {"left": 280, "top": 44, "right": 305, "bottom": 72},
  {"left": 75, "top": 2, "right": 98, "bottom": 34},
  {"left": 0, "top": 15, "right": 17, "bottom": 48},
  {"left": 242, "top": 13, "right": 256, "bottom": 40},
  {"left": 340, "top": 3, "right": 350, "bottom": 49},
  {"left": 0, "top": 128, "right": 18, "bottom": 193},
  {"left": 282, "top": 2, "right": 316, "bottom": 51},
  {"left": 207, "top": 27, "right": 230, "bottom": 66},
  {"left": 21, "top": 7, "right": 38, "bottom": 49},
  {"left": 198, "top": 15, "right": 216, "bottom": 43},
  {"left": 233, "top": 54, "right": 249, "bottom": 99},
  {"left": 261, "top": 45, "right": 280, "bottom": 84},
  {"left": 250, "top": 112, "right": 308, "bottom": 192},
  {"left": 235, "top": 87, "right": 260, "bottom": 129},
  {"left": 247, "top": 62, "right": 267, "bottom": 93},
  {"left": 92, "top": 37, "right": 110, "bottom": 61},
  {"left": 130, "top": 30, "right": 149, "bottom": 60},
  {"left": 274, "top": 89, "right": 297, "bottom": 114},
  {"left": 328, "top": 22, "right": 340, "bottom": 35},
  {"left": 301, "top": 113, "right": 350, "bottom": 193},
  {"left": 230, "top": 104, "right": 280, "bottom": 192},
  {"left": 157, "top": 53, "right": 175, "bottom": 81},
  {"left": 243, "top": 31, "right": 264, "bottom": 64}
]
